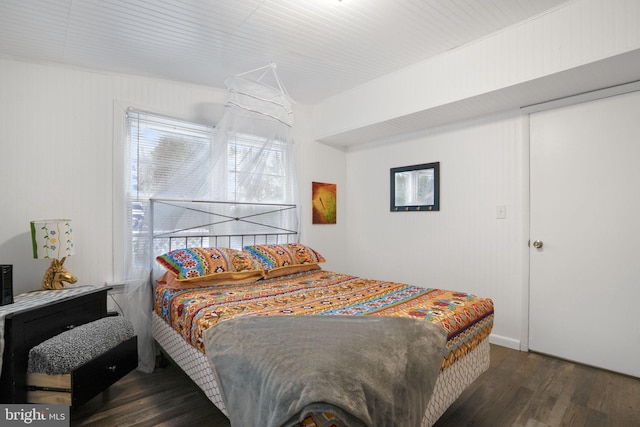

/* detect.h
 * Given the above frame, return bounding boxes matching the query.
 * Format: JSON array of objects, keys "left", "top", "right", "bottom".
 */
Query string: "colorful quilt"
[{"left": 154, "top": 269, "right": 494, "bottom": 370}]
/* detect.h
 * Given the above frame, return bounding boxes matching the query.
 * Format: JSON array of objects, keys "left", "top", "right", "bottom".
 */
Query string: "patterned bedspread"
[{"left": 154, "top": 269, "right": 494, "bottom": 370}]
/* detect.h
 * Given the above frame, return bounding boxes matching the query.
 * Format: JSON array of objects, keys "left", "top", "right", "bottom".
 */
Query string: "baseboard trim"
[{"left": 489, "top": 333, "right": 521, "bottom": 351}]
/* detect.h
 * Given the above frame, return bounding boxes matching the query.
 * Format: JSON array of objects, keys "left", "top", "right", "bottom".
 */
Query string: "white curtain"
[
  {"left": 216, "top": 75, "right": 296, "bottom": 204},
  {"left": 121, "top": 66, "right": 297, "bottom": 373}
]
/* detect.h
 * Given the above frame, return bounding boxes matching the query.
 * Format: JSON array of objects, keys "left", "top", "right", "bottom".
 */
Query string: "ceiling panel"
[{"left": 0, "top": 0, "right": 571, "bottom": 104}]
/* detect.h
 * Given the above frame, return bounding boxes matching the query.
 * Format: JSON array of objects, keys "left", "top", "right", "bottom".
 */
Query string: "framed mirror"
[{"left": 390, "top": 162, "right": 439, "bottom": 211}]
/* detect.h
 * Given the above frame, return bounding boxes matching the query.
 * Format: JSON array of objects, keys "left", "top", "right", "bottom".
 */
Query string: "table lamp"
[{"left": 30, "top": 219, "right": 77, "bottom": 290}]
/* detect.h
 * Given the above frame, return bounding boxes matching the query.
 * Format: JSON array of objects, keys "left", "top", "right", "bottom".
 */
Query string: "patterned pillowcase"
[
  {"left": 156, "top": 271, "right": 261, "bottom": 289},
  {"left": 156, "top": 247, "right": 264, "bottom": 282},
  {"left": 243, "top": 243, "right": 326, "bottom": 273},
  {"left": 262, "top": 263, "right": 321, "bottom": 280}
]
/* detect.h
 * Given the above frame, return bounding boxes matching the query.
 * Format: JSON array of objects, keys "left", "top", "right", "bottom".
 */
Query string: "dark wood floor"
[{"left": 71, "top": 345, "right": 640, "bottom": 426}]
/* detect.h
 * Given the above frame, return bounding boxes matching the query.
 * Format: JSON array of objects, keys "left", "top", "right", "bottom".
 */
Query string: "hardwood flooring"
[
  {"left": 434, "top": 345, "right": 640, "bottom": 427},
  {"left": 71, "top": 345, "right": 640, "bottom": 427}
]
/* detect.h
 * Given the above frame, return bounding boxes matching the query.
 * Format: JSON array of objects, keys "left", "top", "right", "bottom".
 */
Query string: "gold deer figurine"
[{"left": 42, "top": 257, "right": 77, "bottom": 290}]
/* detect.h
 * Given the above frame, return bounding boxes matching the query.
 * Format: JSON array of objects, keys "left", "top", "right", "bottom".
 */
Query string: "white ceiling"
[{"left": 0, "top": 0, "right": 572, "bottom": 105}]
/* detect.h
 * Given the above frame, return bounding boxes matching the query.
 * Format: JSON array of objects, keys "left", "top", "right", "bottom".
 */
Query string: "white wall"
[
  {"left": 0, "top": 58, "right": 347, "bottom": 296},
  {"left": 344, "top": 111, "right": 527, "bottom": 349},
  {"left": 292, "top": 104, "right": 349, "bottom": 273}
]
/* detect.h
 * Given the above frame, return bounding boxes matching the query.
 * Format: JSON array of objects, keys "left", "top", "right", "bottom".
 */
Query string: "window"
[
  {"left": 124, "top": 109, "right": 296, "bottom": 268},
  {"left": 226, "top": 132, "right": 292, "bottom": 202},
  {"left": 125, "top": 111, "right": 212, "bottom": 268},
  {"left": 128, "top": 112, "right": 212, "bottom": 202}
]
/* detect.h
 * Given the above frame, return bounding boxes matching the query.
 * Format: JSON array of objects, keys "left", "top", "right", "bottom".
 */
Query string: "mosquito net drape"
[{"left": 122, "top": 64, "right": 298, "bottom": 373}]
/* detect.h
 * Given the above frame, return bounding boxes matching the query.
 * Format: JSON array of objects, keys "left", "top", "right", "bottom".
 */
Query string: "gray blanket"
[{"left": 203, "top": 315, "right": 447, "bottom": 427}]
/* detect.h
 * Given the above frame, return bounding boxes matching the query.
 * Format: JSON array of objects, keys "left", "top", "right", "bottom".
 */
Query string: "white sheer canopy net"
[{"left": 122, "top": 64, "right": 298, "bottom": 372}]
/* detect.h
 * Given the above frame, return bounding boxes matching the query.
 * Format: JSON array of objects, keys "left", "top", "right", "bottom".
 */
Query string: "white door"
[{"left": 529, "top": 90, "right": 640, "bottom": 378}]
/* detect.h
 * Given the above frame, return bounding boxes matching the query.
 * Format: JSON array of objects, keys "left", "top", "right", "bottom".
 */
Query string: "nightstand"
[{"left": 0, "top": 286, "right": 115, "bottom": 403}]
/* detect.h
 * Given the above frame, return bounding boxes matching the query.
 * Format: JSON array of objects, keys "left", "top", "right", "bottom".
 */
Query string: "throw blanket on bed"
[{"left": 203, "top": 315, "right": 447, "bottom": 427}]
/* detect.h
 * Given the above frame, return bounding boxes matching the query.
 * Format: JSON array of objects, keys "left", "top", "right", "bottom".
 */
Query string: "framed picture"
[
  {"left": 390, "top": 162, "right": 439, "bottom": 211},
  {"left": 312, "top": 182, "right": 337, "bottom": 224}
]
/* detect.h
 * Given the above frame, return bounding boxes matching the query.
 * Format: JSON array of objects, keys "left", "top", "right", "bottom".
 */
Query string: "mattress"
[{"left": 152, "top": 269, "right": 494, "bottom": 425}]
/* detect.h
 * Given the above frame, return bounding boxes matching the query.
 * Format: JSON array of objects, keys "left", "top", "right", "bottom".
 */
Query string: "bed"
[{"left": 148, "top": 199, "right": 494, "bottom": 427}]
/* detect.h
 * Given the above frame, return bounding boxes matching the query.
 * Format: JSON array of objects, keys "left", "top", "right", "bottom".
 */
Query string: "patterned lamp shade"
[{"left": 30, "top": 219, "right": 75, "bottom": 259}]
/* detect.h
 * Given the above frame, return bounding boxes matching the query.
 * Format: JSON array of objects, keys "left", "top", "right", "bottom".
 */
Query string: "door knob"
[{"left": 532, "top": 240, "right": 543, "bottom": 249}]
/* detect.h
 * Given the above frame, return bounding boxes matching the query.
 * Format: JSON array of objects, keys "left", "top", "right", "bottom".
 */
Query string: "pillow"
[
  {"left": 156, "top": 271, "right": 260, "bottom": 289},
  {"left": 155, "top": 247, "right": 264, "bottom": 282},
  {"left": 262, "top": 263, "right": 321, "bottom": 280},
  {"left": 244, "top": 243, "right": 326, "bottom": 274}
]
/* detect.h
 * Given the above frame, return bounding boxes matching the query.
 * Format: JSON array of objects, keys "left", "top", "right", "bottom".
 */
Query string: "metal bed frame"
[{"left": 149, "top": 198, "right": 298, "bottom": 254}]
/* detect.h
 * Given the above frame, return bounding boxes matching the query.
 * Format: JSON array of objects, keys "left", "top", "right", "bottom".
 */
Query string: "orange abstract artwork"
[{"left": 312, "top": 182, "right": 336, "bottom": 224}]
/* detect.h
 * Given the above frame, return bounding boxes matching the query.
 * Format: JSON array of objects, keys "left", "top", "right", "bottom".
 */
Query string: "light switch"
[{"left": 496, "top": 205, "right": 507, "bottom": 219}]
